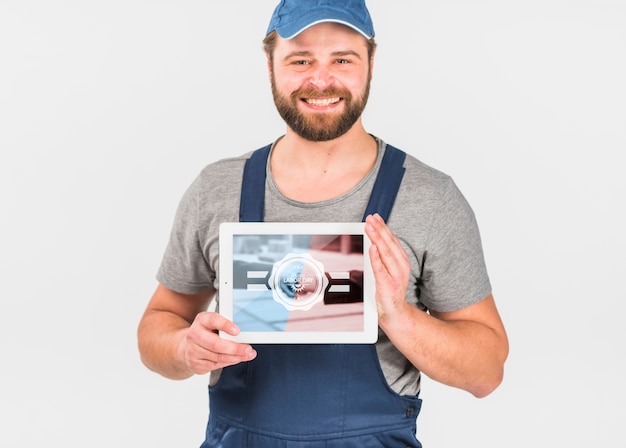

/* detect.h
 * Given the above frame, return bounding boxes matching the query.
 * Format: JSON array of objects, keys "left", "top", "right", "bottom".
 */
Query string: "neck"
[
  {"left": 269, "top": 120, "right": 379, "bottom": 202},
  {"left": 274, "top": 119, "right": 375, "bottom": 165}
]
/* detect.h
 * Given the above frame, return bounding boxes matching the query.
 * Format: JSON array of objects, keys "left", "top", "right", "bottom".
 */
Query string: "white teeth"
[{"left": 305, "top": 97, "right": 340, "bottom": 106}]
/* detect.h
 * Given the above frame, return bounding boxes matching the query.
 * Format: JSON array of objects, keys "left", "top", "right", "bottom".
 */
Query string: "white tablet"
[{"left": 218, "top": 222, "right": 378, "bottom": 344}]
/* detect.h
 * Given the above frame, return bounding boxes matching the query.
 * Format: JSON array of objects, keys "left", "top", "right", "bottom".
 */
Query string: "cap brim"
[{"left": 277, "top": 18, "right": 373, "bottom": 39}]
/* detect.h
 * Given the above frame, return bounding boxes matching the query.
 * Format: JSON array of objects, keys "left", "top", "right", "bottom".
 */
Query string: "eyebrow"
[
  {"left": 282, "top": 50, "right": 363, "bottom": 61},
  {"left": 333, "top": 50, "right": 362, "bottom": 60}
]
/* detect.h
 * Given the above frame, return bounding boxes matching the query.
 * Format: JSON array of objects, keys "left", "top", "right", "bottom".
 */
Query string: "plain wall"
[{"left": 1, "top": 1, "right": 624, "bottom": 446}]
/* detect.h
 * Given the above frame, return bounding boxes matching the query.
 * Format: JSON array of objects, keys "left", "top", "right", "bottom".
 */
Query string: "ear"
[
  {"left": 265, "top": 52, "right": 273, "bottom": 82},
  {"left": 369, "top": 47, "right": 376, "bottom": 80}
]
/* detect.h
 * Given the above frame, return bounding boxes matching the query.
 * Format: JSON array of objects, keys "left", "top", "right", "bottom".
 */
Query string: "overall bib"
[{"left": 201, "top": 144, "right": 422, "bottom": 447}]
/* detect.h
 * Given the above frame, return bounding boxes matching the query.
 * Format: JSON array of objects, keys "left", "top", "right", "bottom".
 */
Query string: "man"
[{"left": 138, "top": 0, "right": 509, "bottom": 446}]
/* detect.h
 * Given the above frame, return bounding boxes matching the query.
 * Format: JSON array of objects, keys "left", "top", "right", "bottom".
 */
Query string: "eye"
[
  {"left": 293, "top": 60, "right": 310, "bottom": 65},
  {"left": 336, "top": 59, "right": 350, "bottom": 64}
]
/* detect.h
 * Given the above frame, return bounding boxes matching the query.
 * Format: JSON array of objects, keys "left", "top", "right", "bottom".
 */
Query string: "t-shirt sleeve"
[
  {"left": 156, "top": 175, "right": 215, "bottom": 294},
  {"left": 418, "top": 178, "right": 492, "bottom": 312}
]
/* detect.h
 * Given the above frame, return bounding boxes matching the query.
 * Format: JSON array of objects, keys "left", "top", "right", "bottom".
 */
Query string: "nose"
[{"left": 308, "top": 65, "right": 333, "bottom": 89}]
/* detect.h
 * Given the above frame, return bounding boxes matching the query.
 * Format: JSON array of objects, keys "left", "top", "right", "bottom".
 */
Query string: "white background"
[{"left": 1, "top": 1, "right": 624, "bottom": 446}]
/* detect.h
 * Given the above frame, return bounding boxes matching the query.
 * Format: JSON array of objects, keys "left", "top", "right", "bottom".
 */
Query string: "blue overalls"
[{"left": 201, "top": 144, "right": 422, "bottom": 447}]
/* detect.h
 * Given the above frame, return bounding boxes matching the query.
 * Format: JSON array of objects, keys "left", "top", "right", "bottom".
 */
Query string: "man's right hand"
[
  {"left": 138, "top": 284, "right": 256, "bottom": 380},
  {"left": 179, "top": 311, "right": 257, "bottom": 375}
]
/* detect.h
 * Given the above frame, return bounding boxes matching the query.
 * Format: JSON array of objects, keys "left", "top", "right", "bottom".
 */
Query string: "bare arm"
[
  {"left": 137, "top": 284, "right": 257, "bottom": 380},
  {"left": 365, "top": 214, "right": 509, "bottom": 398}
]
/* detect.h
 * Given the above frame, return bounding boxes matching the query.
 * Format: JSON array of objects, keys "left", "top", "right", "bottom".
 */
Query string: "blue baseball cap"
[{"left": 266, "top": 0, "right": 375, "bottom": 40}]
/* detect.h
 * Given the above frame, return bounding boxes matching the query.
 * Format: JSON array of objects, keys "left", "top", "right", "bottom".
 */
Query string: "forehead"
[{"left": 274, "top": 22, "right": 369, "bottom": 56}]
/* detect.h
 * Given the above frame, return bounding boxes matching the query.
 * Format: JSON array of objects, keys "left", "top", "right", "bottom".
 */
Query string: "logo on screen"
[{"left": 269, "top": 253, "right": 329, "bottom": 311}]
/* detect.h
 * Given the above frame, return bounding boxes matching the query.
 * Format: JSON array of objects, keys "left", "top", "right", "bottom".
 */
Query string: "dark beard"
[{"left": 271, "top": 81, "right": 370, "bottom": 142}]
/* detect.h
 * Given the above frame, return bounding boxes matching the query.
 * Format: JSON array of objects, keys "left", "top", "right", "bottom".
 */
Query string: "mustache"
[{"left": 290, "top": 88, "right": 353, "bottom": 101}]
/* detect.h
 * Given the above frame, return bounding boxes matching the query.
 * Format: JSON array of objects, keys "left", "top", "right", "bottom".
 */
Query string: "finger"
[
  {"left": 189, "top": 336, "right": 256, "bottom": 368},
  {"left": 368, "top": 243, "right": 389, "bottom": 279},
  {"left": 195, "top": 312, "right": 257, "bottom": 357},
  {"left": 191, "top": 318, "right": 256, "bottom": 358},
  {"left": 365, "top": 214, "right": 397, "bottom": 250},
  {"left": 366, "top": 215, "right": 407, "bottom": 274},
  {"left": 185, "top": 313, "right": 257, "bottom": 373},
  {"left": 185, "top": 335, "right": 257, "bottom": 374},
  {"left": 196, "top": 311, "right": 240, "bottom": 336}
]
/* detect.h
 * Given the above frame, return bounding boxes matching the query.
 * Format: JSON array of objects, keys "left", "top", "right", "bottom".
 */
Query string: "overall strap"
[
  {"left": 239, "top": 144, "right": 272, "bottom": 222},
  {"left": 239, "top": 143, "right": 406, "bottom": 223},
  {"left": 361, "top": 144, "right": 406, "bottom": 222}
]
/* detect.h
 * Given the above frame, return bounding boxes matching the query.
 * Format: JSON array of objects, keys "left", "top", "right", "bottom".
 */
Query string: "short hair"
[{"left": 263, "top": 30, "right": 377, "bottom": 65}]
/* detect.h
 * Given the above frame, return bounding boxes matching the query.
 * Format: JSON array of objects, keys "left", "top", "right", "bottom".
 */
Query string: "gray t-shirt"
[{"left": 157, "top": 137, "right": 491, "bottom": 396}]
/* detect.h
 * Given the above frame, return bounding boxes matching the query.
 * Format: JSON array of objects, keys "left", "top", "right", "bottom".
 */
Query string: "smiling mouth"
[{"left": 303, "top": 97, "right": 342, "bottom": 106}]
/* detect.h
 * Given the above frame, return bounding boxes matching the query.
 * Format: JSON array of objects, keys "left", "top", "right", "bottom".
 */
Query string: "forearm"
[
  {"left": 137, "top": 310, "right": 194, "bottom": 380},
  {"left": 365, "top": 215, "right": 508, "bottom": 396},
  {"left": 380, "top": 302, "right": 508, "bottom": 398}
]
